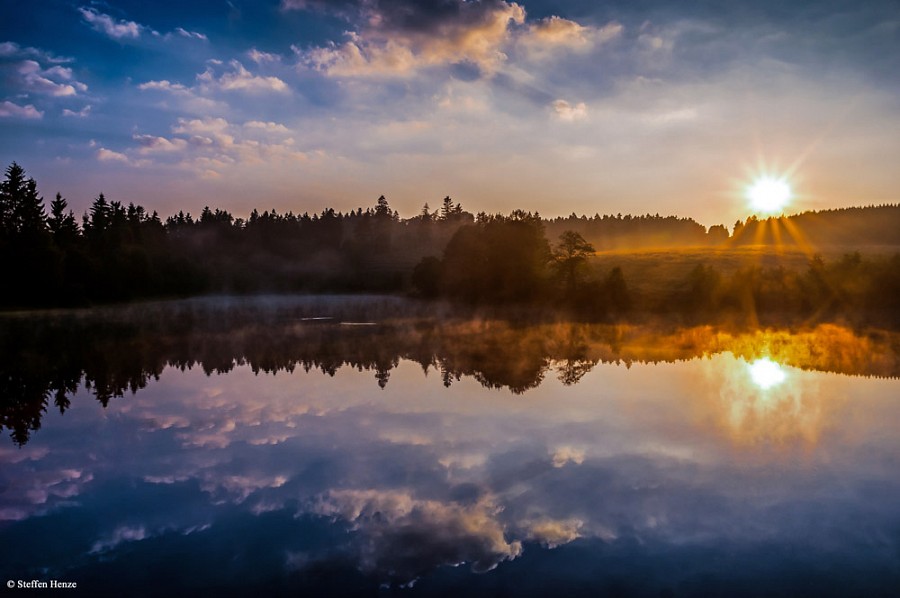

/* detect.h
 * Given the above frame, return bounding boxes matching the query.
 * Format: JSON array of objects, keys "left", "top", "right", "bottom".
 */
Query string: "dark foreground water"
[{"left": 1, "top": 297, "right": 899, "bottom": 597}]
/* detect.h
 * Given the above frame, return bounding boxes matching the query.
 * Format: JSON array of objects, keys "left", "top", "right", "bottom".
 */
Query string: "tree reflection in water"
[{"left": 1, "top": 296, "right": 898, "bottom": 446}]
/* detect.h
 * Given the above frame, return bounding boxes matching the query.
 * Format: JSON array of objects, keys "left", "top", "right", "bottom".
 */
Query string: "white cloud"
[
  {"left": 96, "top": 147, "right": 131, "bottom": 163},
  {"left": 525, "top": 17, "right": 621, "bottom": 50},
  {"left": 133, "top": 134, "right": 189, "bottom": 154},
  {"left": 139, "top": 79, "right": 190, "bottom": 94},
  {"left": 175, "top": 27, "right": 207, "bottom": 41},
  {"left": 79, "top": 7, "right": 142, "bottom": 39},
  {"left": 0, "top": 100, "right": 43, "bottom": 119},
  {"left": 137, "top": 79, "right": 227, "bottom": 114},
  {"left": 247, "top": 48, "right": 281, "bottom": 64},
  {"left": 198, "top": 60, "right": 289, "bottom": 93},
  {"left": 243, "top": 120, "right": 292, "bottom": 134},
  {"left": 62, "top": 105, "right": 92, "bottom": 118},
  {"left": 552, "top": 99, "right": 587, "bottom": 122},
  {"left": 17, "top": 60, "right": 86, "bottom": 97},
  {"left": 109, "top": 117, "right": 307, "bottom": 177}
]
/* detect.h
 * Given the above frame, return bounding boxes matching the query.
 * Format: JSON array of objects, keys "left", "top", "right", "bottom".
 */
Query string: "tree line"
[
  {"left": 0, "top": 163, "right": 477, "bottom": 306},
  {"left": 1, "top": 161, "right": 899, "bottom": 321}
]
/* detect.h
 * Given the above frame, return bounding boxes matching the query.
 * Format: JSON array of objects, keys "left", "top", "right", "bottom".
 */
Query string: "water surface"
[{"left": 1, "top": 297, "right": 898, "bottom": 596}]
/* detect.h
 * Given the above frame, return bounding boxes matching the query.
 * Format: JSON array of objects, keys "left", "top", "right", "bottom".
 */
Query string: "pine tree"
[
  {"left": 374, "top": 195, "right": 392, "bottom": 219},
  {"left": 49, "top": 193, "right": 79, "bottom": 245},
  {"left": 0, "top": 162, "right": 47, "bottom": 237},
  {"left": 84, "top": 193, "right": 111, "bottom": 240},
  {"left": 440, "top": 196, "right": 454, "bottom": 221},
  {"left": 0, "top": 162, "right": 27, "bottom": 236}
]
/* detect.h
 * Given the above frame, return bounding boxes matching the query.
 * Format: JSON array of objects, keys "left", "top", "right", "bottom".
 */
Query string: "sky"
[{"left": 0, "top": 0, "right": 898, "bottom": 227}]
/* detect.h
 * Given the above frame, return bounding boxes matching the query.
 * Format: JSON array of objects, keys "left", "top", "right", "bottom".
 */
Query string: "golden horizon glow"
[
  {"left": 748, "top": 357, "right": 787, "bottom": 390},
  {"left": 747, "top": 177, "right": 792, "bottom": 214}
]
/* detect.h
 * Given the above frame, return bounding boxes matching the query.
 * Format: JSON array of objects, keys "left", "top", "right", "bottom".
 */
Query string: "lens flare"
[{"left": 748, "top": 358, "right": 787, "bottom": 390}]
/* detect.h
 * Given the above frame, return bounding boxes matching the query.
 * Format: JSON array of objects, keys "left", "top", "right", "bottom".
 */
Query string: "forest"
[{"left": 1, "top": 162, "right": 899, "bottom": 325}]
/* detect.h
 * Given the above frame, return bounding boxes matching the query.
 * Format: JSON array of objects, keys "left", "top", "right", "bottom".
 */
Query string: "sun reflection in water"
[
  {"left": 698, "top": 353, "right": 829, "bottom": 449},
  {"left": 748, "top": 358, "right": 787, "bottom": 390}
]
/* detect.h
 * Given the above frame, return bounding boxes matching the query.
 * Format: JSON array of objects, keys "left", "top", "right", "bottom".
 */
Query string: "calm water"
[{"left": 1, "top": 297, "right": 899, "bottom": 597}]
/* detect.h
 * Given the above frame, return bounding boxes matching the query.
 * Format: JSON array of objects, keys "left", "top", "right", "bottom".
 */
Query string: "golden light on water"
[
  {"left": 747, "top": 177, "right": 792, "bottom": 214},
  {"left": 748, "top": 357, "right": 787, "bottom": 390}
]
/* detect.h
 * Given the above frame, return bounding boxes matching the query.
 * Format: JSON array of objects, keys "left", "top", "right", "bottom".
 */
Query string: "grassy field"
[{"left": 587, "top": 244, "right": 898, "bottom": 302}]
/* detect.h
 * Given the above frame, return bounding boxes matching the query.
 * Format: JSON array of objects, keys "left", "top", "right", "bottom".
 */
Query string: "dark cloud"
[{"left": 285, "top": 0, "right": 521, "bottom": 35}]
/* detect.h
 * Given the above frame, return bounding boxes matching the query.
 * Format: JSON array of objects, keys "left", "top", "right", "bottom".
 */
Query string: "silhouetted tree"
[
  {"left": 551, "top": 230, "right": 595, "bottom": 300},
  {"left": 438, "top": 211, "right": 550, "bottom": 304},
  {"left": 49, "top": 193, "right": 79, "bottom": 246},
  {"left": 0, "top": 163, "right": 57, "bottom": 306},
  {"left": 440, "top": 196, "right": 454, "bottom": 221},
  {"left": 707, "top": 224, "right": 729, "bottom": 245}
]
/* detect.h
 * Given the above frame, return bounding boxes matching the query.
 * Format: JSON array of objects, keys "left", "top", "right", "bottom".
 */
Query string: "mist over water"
[{"left": 1, "top": 297, "right": 898, "bottom": 596}]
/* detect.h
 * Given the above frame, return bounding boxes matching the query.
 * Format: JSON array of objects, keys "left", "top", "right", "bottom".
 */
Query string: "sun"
[
  {"left": 748, "top": 358, "right": 787, "bottom": 390},
  {"left": 746, "top": 177, "right": 791, "bottom": 214}
]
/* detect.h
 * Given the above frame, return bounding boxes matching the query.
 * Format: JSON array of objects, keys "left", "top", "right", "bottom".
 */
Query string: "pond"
[{"left": 1, "top": 297, "right": 898, "bottom": 596}]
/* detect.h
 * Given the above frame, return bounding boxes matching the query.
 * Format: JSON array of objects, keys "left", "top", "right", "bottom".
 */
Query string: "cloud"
[
  {"left": 96, "top": 147, "right": 131, "bottom": 163},
  {"left": 552, "top": 99, "right": 587, "bottom": 122},
  {"left": 550, "top": 446, "right": 585, "bottom": 467},
  {"left": 137, "top": 79, "right": 229, "bottom": 114},
  {"left": 0, "top": 100, "right": 43, "bottom": 119},
  {"left": 16, "top": 60, "right": 86, "bottom": 97},
  {"left": 248, "top": 48, "right": 281, "bottom": 64},
  {"left": 0, "top": 44, "right": 86, "bottom": 120},
  {"left": 0, "top": 41, "right": 72, "bottom": 63},
  {"left": 244, "top": 120, "right": 292, "bottom": 134},
  {"left": 299, "top": 0, "right": 527, "bottom": 77},
  {"left": 515, "top": 18, "right": 624, "bottom": 67},
  {"left": 0, "top": 466, "right": 93, "bottom": 520},
  {"left": 198, "top": 60, "right": 290, "bottom": 93},
  {"left": 312, "top": 489, "right": 522, "bottom": 580},
  {"left": 175, "top": 27, "right": 207, "bottom": 41},
  {"left": 78, "top": 6, "right": 204, "bottom": 43},
  {"left": 133, "top": 134, "right": 189, "bottom": 154},
  {"left": 293, "top": 1, "right": 622, "bottom": 80},
  {"left": 107, "top": 116, "right": 307, "bottom": 177},
  {"left": 62, "top": 105, "right": 92, "bottom": 118},
  {"left": 138, "top": 80, "right": 191, "bottom": 94},
  {"left": 0, "top": 41, "right": 18, "bottom": 56},
  {"left": 524, "top": 518, "right": 583, "bottom": 548},
  {"left": 526, "top": 16, "right": 592, "bottom": 47},
  {"left": 90, "top": 525, "right": 147, "bottom": 553},
  {"left": 521, "top": 17, "right": 623, "bottom": 55},
  {"left": 79, "top": 7, "right": 142, "bottom": 39}
]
